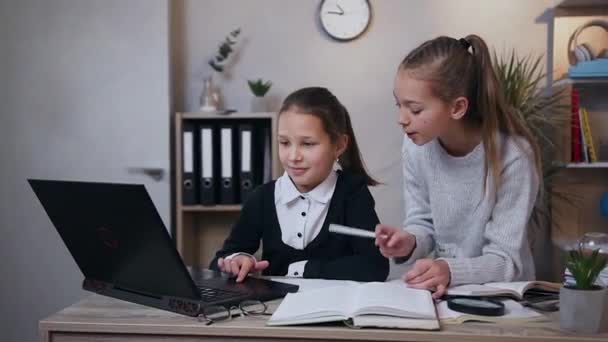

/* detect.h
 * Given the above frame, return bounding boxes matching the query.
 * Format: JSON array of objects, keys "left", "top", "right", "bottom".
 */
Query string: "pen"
[{"left": 329, "top": 224, "right": 378, "bottom": 239}]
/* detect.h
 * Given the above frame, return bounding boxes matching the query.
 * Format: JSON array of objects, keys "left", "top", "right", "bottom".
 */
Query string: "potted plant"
[
  {"left": 247, "top": 78, "right": 272, "bottom": 112},
  {"left": 560, "top": 247, "right": 608, "bottom": 332},
  {"left": 200, "top": 28, "right": 241, "bottom": 112},
  {"left": 493, "top": 51, "right": 580, "bottom": 280}
]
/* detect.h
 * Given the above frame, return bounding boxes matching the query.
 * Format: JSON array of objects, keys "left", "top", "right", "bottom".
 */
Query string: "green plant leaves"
[
  {"left": 208, "top": 28, "right": 241, "bottom": 73},
  {"left": 567, "top": 248, "right": 608, "bottom": 289},
  {"left": 493, "top": 50, "right": 574, "bottom": 235},
  {"left": 248, "top": 79, "right": 272, "bottom": 97}
]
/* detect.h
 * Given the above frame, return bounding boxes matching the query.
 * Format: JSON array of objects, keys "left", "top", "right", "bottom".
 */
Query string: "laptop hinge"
[{"left": 82, "top": 278, "right": 201, "bottom": 316}]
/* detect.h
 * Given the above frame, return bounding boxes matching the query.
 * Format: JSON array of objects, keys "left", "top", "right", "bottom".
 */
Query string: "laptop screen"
[{"left": 29, "top": 180, "right": 200, "bottom": 300}]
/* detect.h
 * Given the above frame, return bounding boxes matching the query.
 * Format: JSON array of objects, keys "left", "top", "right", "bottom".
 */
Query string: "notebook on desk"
[{"left": 28, "top": 179, "right": 298, "bottom": 317}]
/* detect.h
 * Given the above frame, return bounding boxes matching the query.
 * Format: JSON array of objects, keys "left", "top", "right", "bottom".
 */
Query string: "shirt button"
[
  {"left": 294, "top": 272, "right": 299, "bottom": 276},
  {"left": 300, "top": 196, "right": 305, "bottom": 200},
  {"left": 301, "top": 212, "right": 306, "bottom": 217},
  {"left": 297, "top": 232, "right": 302, "bottom": 238}
]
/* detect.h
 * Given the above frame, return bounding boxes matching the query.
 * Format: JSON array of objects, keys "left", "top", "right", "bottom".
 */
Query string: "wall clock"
[{"left": 319, "top": 0, "right": 372, "bottom": 41}]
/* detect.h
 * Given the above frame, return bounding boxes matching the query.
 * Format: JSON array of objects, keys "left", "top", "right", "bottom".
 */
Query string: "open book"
[
  {"left": 267, "top": 282, "right": 439, "bottom": 330},
  {"left": 445, "top": 281, "right": 560, "bottom": 301},
  {"left": 437, "top": 299, "right": 548, "bottom": 324}
]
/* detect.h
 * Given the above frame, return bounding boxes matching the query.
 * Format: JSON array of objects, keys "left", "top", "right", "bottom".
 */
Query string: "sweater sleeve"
[
  {"left": 303, "top": 184, "right": 389, "bottom": 282},
  {"left": 208, "top": 187, "right": 264, "bottom": 270},
  {"left": 441, "top": 153, "right": 539, "bottom": 285},
  {"left": 400, "top": 138, "right": 435, "bottom": 263}
]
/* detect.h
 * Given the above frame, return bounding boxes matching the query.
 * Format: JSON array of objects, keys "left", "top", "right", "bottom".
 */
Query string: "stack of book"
[{"left": 571, "top": 88, "right": 598, "bottom": 163}]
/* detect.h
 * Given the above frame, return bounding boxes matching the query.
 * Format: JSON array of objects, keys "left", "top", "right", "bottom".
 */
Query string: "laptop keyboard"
[{"left": 197, "top": 286, "right": 241, "bottom": 303}]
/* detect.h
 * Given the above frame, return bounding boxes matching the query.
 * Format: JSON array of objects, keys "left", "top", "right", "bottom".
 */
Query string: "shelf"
[
  {"left": 566, "top": 162, "right": 608, "bottom": 168},
  {"left": 554, "top": 77, "right": 608, "bottom": 87},
  {"left": 181, "top": 112, "right": 275, "bottom": 120},
  {"left": 181, "top": 204, "right": 242, "bottom": 212},
  {"left": 555, "top": 1, "right": 608, "bottom": 16}
]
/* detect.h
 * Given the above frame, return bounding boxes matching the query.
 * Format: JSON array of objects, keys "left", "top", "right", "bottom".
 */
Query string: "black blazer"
[{"left": 210, "top": 171, "right": 388, "bottom": 282}]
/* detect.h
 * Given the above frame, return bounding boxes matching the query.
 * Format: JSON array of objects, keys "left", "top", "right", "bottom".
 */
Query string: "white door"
[{"left": 0, "top": 1, "right": 170, "bottom": 342}]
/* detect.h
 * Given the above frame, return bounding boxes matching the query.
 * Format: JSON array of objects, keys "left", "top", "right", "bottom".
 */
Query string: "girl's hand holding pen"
[{"left": 374, "top": 224, "right": 416, "bottom": 258}]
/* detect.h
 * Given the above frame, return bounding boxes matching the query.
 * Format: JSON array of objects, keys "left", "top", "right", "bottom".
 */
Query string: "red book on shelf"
[{"left": 571, "top": 88, "right": 582, "bottom": 163}]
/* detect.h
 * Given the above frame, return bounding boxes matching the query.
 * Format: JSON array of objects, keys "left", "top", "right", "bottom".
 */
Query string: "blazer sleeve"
[
  {"left": 303, "top": 184, "right": 389, "bottom": 281},
  {"left": 208, "top": 188, "right": 264, "bottom": 270}
]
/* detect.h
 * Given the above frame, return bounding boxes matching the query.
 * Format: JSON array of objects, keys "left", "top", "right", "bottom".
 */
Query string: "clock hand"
[
  {"left": 326, "top": 10, "right": 343, "bottom": 15},
  {"left": 336, "top": 4, "right": 345, "bottom": 14}
]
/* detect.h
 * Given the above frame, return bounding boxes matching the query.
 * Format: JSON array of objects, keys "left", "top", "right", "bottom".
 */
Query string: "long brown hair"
[
  {"left": 399, "top": 35, "right": 541, "bottom": 194},
  {"left": 278, "top": 87, "right": 379, "bottom": 186}
]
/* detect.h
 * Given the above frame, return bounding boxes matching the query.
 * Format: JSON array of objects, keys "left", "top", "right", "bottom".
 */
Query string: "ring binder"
[{"left": 182, "top": 120, "right": 197, "bottom": 205}]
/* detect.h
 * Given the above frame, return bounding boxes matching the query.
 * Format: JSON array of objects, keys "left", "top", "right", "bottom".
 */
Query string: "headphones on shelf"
[{"left": 567, "top": 19, "right": 608, "bottom": 66}]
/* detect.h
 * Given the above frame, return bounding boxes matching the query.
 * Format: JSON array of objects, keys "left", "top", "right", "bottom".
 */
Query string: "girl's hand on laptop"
[
  {"left": 217, "top": 256, "right": 270, "bottom": 282},
  {"left": 403, "top": 259, "right": 451, "bottom": 299},
  {"left": 374, "top": 224, "right": 416, "bottom": 258}
]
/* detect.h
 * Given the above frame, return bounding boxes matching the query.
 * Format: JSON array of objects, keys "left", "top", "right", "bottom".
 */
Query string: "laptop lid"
[
  {"left": 28, "top": 179, "right": 298, "bottom": 316},
  {"left": 28, "top": 180, "right": 203, "bottom": 302}
]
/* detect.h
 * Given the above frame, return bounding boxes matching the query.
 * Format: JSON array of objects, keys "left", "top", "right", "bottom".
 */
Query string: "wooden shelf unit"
[
  {"left": 549, "top": 2, "right": 608, "bottom": 280},
  {"left": 174, "top": 112, "right": 281, "bottom": 268}
]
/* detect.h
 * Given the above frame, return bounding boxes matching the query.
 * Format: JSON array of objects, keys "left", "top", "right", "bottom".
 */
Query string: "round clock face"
[{"left": 320, "top": 0, "right": 371, "bottom": 41}]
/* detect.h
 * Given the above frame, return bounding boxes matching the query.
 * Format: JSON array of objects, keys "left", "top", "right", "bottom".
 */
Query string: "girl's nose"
[
  {"left": 288, "top": 146, "right": 302, "bottom": 161},
  {"left": 399, "top": 112, "right": 410, "bottom": 127}
]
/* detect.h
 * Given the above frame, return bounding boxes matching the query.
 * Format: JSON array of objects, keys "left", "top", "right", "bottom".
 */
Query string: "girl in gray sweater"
[{"left": 376, "top": 35, "right": 541, "bottom": 299}]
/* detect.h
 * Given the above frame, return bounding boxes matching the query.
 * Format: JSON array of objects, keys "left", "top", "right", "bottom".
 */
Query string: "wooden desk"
[{"left": 40, "top": 294, "right": 608, "bottom": 342}]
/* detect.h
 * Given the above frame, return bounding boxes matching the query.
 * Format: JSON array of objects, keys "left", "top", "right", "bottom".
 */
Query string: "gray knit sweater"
[{"left": 400, "top": 134, "right": 538, "bottom": 285}]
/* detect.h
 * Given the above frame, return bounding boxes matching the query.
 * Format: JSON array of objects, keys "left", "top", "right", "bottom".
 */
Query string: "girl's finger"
[
  {"left": 386, "top": 233, "right": 402, "bottom": 248},
  {"left": 236, "top": 261, "right": 250, "bottom": 282},
  {"left": 229, "top": 258, "right": 240, "bottom": 276},
  {"left": 404, "top": 260, "right": 432, "bottom": 281},
  {"left": 405, "top": 268, "right": 434, "bottom": 285},
  {"left": 433, "top": 284, "right": 447, "bottom": 299},
  {"left": 407, "top": 277, "right": 438, "bottom": 291}
]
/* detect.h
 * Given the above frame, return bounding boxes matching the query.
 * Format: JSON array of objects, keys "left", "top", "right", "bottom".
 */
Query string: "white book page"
[
  {"left": 485, "top": 281, "right": 559, "bottom": 294},
  {"left": 266, "top": 277, "right": 360, "bottom": 293},
  {"left": 269, "top": 285, "right": 357, "bottom": 323},
  {"left": 437, "top": 299, "right": 546, "bottom": 322},
  {"left": 446, "top": 284, "right": 502, "bottom": 296},
  {"left": 483, "top": 281, "right": 531, "bottom": 295},
  {"left": 352, "top": 282, "right": 435, "bottom": 319}
]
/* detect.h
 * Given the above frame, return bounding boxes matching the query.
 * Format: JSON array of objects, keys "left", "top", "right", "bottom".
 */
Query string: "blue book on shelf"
[{"left": 569, "top": 59, "right": 608, "bottom": 78}]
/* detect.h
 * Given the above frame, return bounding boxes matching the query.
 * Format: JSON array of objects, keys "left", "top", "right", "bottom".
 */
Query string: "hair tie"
[{"left": 459, "top": 38, "right": 471, "bottom": 50}]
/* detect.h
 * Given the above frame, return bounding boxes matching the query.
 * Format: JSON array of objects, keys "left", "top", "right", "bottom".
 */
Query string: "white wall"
[
  {"left": 0, "top": 1, "right": 170, "bottom": 342},
  {"left": 1, "top": 1, "right": 565, "bottom": 341},
  {"left": 173, "top": 0, "right": 562, "bottom": 279}
]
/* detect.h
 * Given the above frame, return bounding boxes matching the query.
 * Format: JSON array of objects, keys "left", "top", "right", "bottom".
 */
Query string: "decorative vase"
[
  {"left": 200, "top": 75, "right": 221, "bottom": 112},
  {"left": 250, "top": 96, "right": 268, "bottom": 113},
  {"left": 560, "top": 286, "right": 608, "bottom": 333}
]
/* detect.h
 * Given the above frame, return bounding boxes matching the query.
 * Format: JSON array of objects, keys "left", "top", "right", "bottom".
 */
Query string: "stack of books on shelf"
[{"left": 571, "top": 88, "right": 598, "bottom": 163}]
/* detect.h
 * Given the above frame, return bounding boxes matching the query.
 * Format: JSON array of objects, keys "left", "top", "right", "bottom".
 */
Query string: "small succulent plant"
[
  {"left": 247, "top": 79, "right": 272, "bottom": 97},
  {"left": 566, "top": 247, "right": 607, "bottom": 289}
]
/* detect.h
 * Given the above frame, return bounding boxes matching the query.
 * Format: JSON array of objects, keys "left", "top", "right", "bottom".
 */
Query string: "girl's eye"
[
  {"left": 303, "top": 142, "right": 316, "bottom": 147},
  {"left": 279, "top": 141, "right": 289, "bottom": 146},
  {"left": 411, "top": 109, "right": 422, "bottom": 115}
]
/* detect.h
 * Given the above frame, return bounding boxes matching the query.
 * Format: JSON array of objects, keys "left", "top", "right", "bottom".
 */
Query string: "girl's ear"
[
  {"left": 335, "top": 134, "right": 349, "bottom": 159},
  {"left": 450, "top": 96, "right": 469, "bottom": 120}
]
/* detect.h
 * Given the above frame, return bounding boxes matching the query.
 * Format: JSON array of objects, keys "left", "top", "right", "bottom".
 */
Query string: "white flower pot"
[
  {"left": 250, "top": 96, "right": 268, "bottom": 113},
  {"left": 560, "top": 286, "right": 608, "bottom": 333}
]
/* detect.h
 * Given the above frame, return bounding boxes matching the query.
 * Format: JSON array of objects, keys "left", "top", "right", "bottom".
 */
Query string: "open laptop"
[{"left": 28, "top": 179, "right": 298, "bottom": 317}]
